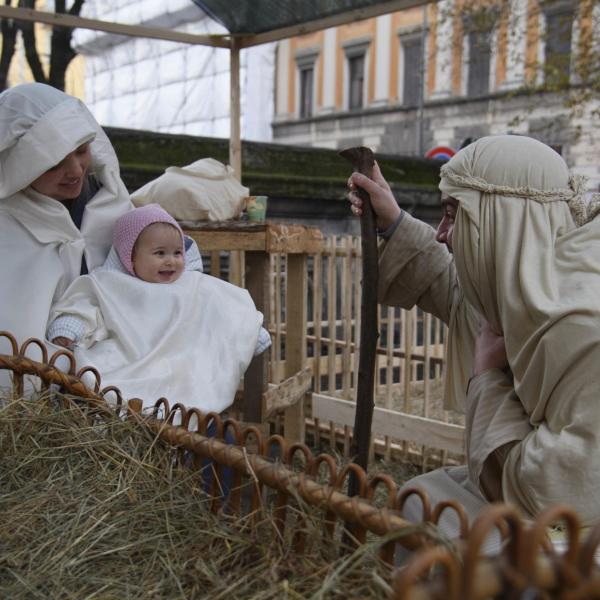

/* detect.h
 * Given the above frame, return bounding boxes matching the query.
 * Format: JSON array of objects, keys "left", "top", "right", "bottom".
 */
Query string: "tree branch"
[
  {"left": 48, "top": 1, "right": 85, "bottom": 89},
  {"left": 69, "top": 0, "right": 85, "bottom": 17},
  {"left": 0, "top": 0, "right": 18, "bottom": 91},
  {"left": 18, "top": 0, "right": 47, "bottom": 84}
]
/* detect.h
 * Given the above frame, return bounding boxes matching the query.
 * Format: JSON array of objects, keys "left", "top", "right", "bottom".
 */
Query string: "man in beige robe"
[{"left": 349, "top": 135, "right": 600, "bottom": 548}]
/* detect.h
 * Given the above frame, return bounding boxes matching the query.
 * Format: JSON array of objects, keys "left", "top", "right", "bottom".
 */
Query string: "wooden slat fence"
[{"left": 201, "top": 235, "right": 464, "bottom": 469}]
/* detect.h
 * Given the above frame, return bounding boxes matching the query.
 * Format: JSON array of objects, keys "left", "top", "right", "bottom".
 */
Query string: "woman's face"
[
  {"left": 30, "top": 143, "right": 91, "bottom": 201},
  {"left": 435, "top": 195, "right": 459, "bottom": 253}
]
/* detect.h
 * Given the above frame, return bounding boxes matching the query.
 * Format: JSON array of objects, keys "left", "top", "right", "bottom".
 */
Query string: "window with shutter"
[
  {"left": 402, "top": 37, "right": 422, "bottom": 106},
  {"left": 348, "top": 54, "right": 365, "bottom": 110},
  {"left": 544, "top": 9, "right": 573, "bottom": 83},
  {"left": 299, "top": 66, "right": 314, "bottom": 118},
  {"left": 467, "top": 29, "right": 492, "bottom": 97}
]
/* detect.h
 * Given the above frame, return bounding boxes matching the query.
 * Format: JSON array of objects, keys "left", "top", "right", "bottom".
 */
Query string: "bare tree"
[{"left": 0, "top": 0, "right": 85, "bottom": 92}]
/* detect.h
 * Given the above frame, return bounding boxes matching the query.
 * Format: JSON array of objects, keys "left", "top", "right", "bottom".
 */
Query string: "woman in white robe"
[{"left": 0, "top": 83, "right": 133, "bottom": 371}]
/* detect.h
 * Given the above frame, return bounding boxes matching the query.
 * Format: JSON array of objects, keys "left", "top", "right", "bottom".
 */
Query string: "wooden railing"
[{"left": 199, "top": 231, "right": 463, "bottom": 468}]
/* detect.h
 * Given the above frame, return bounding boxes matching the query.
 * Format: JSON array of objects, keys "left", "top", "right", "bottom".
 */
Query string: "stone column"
[
  {"left": 275, "top": 39, "right": 291, "bottom": 118},
  {"left": 320, "top": 27, "right": 338, "bottom": 114},
  {"left": 431, "top": 0, "right": 454, "bottom": 99},
  {"left": 373, "top": 14, "right": 392, "bottom": 106},
  {"left": 500, "top": 0, "right": 527, "bottom": 90}
]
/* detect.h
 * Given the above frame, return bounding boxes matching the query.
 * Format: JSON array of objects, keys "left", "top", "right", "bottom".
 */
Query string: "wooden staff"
[{"left": 339, "top": 146, "right": 378, "bottom": 497}]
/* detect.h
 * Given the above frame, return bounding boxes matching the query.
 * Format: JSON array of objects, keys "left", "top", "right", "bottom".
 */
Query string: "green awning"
[{"left": 192, "top": 0, "right": 428, "bottom": 39}]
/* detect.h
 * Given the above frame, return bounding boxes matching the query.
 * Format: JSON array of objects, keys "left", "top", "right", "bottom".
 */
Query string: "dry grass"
[{"left": 0, "top": 393, "right": 402, "bottom": 599}]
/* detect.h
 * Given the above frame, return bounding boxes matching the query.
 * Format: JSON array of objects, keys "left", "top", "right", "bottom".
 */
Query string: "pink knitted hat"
[{"left": 113, "top": 204, "right": 185, "bottom": 276}]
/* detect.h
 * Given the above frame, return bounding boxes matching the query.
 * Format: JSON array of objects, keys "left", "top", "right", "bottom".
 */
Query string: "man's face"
[{"left": 435, "top": 196, "right": 458, "bottom": 253}]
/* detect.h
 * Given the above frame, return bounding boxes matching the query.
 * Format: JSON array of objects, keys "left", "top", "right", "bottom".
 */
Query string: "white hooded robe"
[{"left": 0, "top": 83, "right": 132, "bottom": 387}]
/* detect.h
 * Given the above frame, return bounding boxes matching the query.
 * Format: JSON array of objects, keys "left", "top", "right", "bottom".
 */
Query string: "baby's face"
[{"left": 132, "top": 223, "right": 185, "bottom": 284}]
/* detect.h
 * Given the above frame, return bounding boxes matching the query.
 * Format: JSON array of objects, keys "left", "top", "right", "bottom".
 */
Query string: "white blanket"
[{"left": 49, "top": 270, "right": 262, "bottom": 413}]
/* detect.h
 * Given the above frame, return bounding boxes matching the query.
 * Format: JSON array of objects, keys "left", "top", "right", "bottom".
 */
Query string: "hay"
[{"left": 0, "top": 393, "right": 396, "bottom": 599}]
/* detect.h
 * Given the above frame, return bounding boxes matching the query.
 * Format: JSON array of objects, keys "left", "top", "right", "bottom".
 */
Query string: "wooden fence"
[{"left": 202, "top": 233, "right": 464, "bottom": 470}]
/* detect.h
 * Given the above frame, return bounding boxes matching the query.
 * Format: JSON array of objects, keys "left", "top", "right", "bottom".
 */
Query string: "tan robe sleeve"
[
  {"left": 466, "top": 369, "right": 532, "bottom": 501},
  {"left": 378, "top": 212, "right": 456, "bottom": 323}
]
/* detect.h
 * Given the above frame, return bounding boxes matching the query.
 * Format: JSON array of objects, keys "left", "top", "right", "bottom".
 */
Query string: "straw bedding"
[{"left": 0, "top": 393, "right": 395, "bottom": 599}]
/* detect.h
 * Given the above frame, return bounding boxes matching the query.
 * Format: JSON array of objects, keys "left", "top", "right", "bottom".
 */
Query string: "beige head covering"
[{"left": 440, "top": 135, "right": 600, "bottom": 523}]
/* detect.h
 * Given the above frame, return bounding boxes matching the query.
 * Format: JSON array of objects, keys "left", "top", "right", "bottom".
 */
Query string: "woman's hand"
[
  {"left": 52, "top": 336, "right": 75, "bottom": 349},
  {"left": 347, "top": 161, "right": 401, "bottom": 231},
  {"left": 473, "top": 320, "right": 508, "bottom": 376}
]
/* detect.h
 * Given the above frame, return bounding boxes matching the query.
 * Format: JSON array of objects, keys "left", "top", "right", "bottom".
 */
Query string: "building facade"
[{"left": 272, "top": 0, "right": 600, "bottom": 190}]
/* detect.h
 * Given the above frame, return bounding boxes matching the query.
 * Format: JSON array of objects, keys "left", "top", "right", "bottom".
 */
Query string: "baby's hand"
[{"left": 52, "top": 336, "right": 75, "bottom": 349}]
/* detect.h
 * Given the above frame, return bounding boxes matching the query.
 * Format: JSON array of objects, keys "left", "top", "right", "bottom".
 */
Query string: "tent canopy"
[{"left": 192, "top": 0, "right": 431, "bottom": 46}]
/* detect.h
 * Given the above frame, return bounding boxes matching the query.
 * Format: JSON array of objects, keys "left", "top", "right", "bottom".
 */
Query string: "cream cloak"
[
  {"left": 442, "top": 135, "right": 600, "bottom": 525},
  {"left": 381, "top": 135, "right": 600, "bottom": 539},
  {"left": 49, "top": 269, "right": 262, "bottom": 413}
]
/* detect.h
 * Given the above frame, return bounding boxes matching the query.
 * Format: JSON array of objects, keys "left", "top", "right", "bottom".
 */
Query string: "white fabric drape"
[{"left": 49, "top": 270, "right": 262, "bottom": 412}]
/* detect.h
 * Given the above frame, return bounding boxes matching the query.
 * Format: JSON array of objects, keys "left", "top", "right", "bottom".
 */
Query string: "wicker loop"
[
  {"left": 579, "top": 523, "right": 600, "bottom": 577},
  {"left": 265, "top": 434, "right": 287, "bottom": 461},
  {"left": 19, "top": 337, "right": 49, "bottom": 363},
  {"left": 166, "top": 403, "right": 188, "bottom": 426},
  {"left": 336, "top": 463, "right": 367, "bottom": 496},
  {"left": 182, "top": 407, "right": 205, "bottom": 431},
  {"left": 309, "top": 453, "right": 338, "bottom": 484},
  {"left": 0, "top": 330, "right": 19, "bottom": 355},
  {"left": 202, "top": 412, "right": 224, "bottom": 437},
  {"left": 285, "top": 442, "right": 314, "bottom": 470},
  {"left": 48, "top": 348, "right": 76, "bottom": 374},
  {"left": 223, "top": 418, "right": 243, "bottom": 445},
  {"left": 76, "top": 365, "right": 102, "bottom": 392},
  {"left": 431, "top": 500, "right": 470, "bottom": 540},
  {"left": 463, "top": 504, "right": 525, "bottom": 596},
  {"left": 523, "top": 505, "right": 581, "bottom": 575},
  {"left": 242, "top": 425, "right": 265, "bottom": 455},
  {"left": 100, "top": 385, "right": 124, "bottom": 415},
  {"left": 366, "top": 473, "right": 399, "bottom": 507},
  {"left": 392, "top": 544, "right": 461, "bottom": 600},
  {"left": 396, "top": 487, "right": 432, "bottom": 522},
  {"left": 152, "top": 397, "right": 170, "bottom": 419}
]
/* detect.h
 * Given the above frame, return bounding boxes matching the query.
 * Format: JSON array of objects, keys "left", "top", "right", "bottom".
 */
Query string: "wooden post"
[
  {"left": 283, "top": 253, "right": 307, "bottom": 442},
  {"left": 227, "top": 38, "right": 243, "bottom": 289},
  {"left": 229, "top": 37, "right": 241, "bottom": 180},
  {"left": 243, "top": 250, "right": 270, "bottom": 423}
]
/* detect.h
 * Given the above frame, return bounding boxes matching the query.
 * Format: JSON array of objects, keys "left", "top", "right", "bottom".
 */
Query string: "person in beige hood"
[{"left": 349, "top": 134, "right": 600, "bottom": 543}]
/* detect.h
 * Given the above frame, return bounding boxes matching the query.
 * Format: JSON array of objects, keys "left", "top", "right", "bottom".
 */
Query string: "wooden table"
[{"left": 183, "top": 221, "right": 324, "bottom": 441}]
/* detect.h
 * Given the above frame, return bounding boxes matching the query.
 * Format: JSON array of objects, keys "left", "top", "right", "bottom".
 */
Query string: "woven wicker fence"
[{"left": 2, "top": 330, "right": 600, "bottom": 598}]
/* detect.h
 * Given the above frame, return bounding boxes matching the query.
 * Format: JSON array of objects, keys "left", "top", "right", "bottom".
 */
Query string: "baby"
[{"left": 48, "top": 204, "right": 270, "bottom": 412}]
